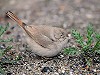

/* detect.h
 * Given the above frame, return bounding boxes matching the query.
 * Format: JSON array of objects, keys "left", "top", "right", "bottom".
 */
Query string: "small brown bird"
[{"left": 6, "top": 11, "right": 69, "bottom": 57}]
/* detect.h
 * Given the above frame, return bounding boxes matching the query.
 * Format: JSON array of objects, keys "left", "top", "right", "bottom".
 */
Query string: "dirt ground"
[
  {"left": 0, "top": 0, "right": 100, "bottom": 75},
  {"left": 0, "top": 0, "right": 100, "bottom": 31}
]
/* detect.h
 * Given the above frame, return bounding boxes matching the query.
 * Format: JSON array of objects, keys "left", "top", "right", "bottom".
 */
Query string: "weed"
[
  {"left": 0, "top": 23, "right": 21, "bottom": 74},
  {"left": 64, "top": 23, "right": 100, "bottom": 66}
]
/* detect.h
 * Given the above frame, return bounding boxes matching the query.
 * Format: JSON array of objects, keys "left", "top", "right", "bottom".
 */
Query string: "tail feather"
[{"left": 6, "top": 11, "right": 25, "bottom": 28}]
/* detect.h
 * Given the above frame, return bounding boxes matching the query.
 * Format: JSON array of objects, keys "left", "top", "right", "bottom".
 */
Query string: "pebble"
[
  {"left": 41, "top": 67, "right": 53, "bottom": 73},
  {"left": 11, "top": 26, "right": 15, "bottom": 30},
  {"left": 70, "top": 69, "right": 74, "bottom": 75},
  {"left": 58, "top": 55, "right": 64, "bottom": 59},
  {"left": 59, "top": 73, "right": 65, "bottom": 75},
  {"left": 93, "top": 69, "right": 96, "bottom": 72},
  {"left": 6, "top": 31, "right": 11, "bottom": 35},
  {"left": 54, "top": 72, "right": 59, "bottom": 75},
  {"left": 29, "top": 63, "right": 34, "bottom": 68},
  {"left": 7, "top": 72, "right": 12, "bottom": 75},
  {"left": 0, "top": 45, "right": 5, "bottom": 49},
  {"left": 22, "top": 73, "right": 26, "bottom": 75},
  {"left": 15, "top": 35, "right": 21, "bottom": 42}
]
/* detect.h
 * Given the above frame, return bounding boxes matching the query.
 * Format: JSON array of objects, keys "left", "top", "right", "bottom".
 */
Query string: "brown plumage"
[{"left": 6, "top": 11, "right": 69, "bottom": 57}]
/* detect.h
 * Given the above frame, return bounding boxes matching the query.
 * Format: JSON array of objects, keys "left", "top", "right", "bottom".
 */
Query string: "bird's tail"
[{"left": 6, "top": 11, "right": 26, "bottom": 28}]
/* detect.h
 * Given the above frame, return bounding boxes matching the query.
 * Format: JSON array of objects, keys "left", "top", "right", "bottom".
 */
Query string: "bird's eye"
[
  {"left": 61, "top": 32, "right": 64, "bottom": 36},
  {"left": 60, "top": 34, "right": 63, "bottom": 36}
]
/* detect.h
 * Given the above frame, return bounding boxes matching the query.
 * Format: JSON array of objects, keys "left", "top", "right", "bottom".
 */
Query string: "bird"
[{"left": 6, "top": 11, "right": 69, "bottom": 57}]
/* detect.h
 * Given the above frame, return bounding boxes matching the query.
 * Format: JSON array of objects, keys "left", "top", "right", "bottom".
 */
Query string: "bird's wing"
[
  {"left": 30, "top": 25, "right": 67, "bottom": 41},
  {"left": 24, "top": 26, "right": 53, "bottom": 48}
]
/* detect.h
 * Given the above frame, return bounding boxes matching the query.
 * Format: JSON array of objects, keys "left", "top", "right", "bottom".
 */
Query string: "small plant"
[
  {"left": 0, "top": 23, "right": 21, "bottom": 74},
  {"left": 64, "top": 23, "right": 100, "bottom": 66},
  {"left": 0, "top": 23, "right": 12, "bottom": 74}
]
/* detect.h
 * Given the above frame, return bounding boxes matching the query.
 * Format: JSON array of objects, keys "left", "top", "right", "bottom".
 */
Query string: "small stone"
[
  {"left": 68, "top": 34, "right": 71, "bottom": 38},
  {"left": 30, "top": 63, "right": 34, "bottom": 68},
  {"left": 54, "top": 72, "right": 59, "bottom": 75},
  {"left": 58, "top": 55, "right": 64, "bottom": 59},
  {"left": 70, "top": 69, "right": 74, "bottom": 75},
  {"left": 6, "top": 31, "right": 11, "bottom": 35},
  {"left": 11, "top": 26, "right": 15, "bottom": 30},
  {"left": 16, "top": 35, "right": 21, "bottom": 42},
  {"left": 62, "top": 69, "right": 65, "bottom": 73},
  {"left": 93, "top": 69, "right": 96, "bottom": 72},
  {"left": 41, "top": 67, "right": 53, "bottom": 73},
  {"left": 59, "top": 73, "right": 65, "bottom": 75},
  {"left": 0, "top": 44, "right": 6, "bottom": 49},
  {"left": 22, "top": 73, "right": 26, "bottom": 75},
  {"left": 0, "top": 45, "right": 5, "bottom": 49},
  {"left": 7, "top": 72, "right": 12, "bottom": 75}
]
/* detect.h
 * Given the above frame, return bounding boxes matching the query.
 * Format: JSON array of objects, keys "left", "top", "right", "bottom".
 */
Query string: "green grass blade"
[
  {"left": 0, "top": 66, "right": 5, "bottom": 75},
  {"left": 86, "top": 23, "right": 94, "bottom": 47},
  {"left": 0, "top": 38, "right": 13, "bottom": 42},
  {"left": 0, "top": 23, "right": 9, "bottom": 37},
  {"left": 64, "top": 47, "right": 80, "bottom": 55},
  {"left": 71, "top": 29, "right": 84, "bottom": 47}
]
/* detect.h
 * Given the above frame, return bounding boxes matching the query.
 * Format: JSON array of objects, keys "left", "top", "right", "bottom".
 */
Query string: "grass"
[
  {"left": 0, "top": 23, "right": 21, "bottom": 75},
  {"left": 64, "top": 23, "right": 100, "bottom": 66}
]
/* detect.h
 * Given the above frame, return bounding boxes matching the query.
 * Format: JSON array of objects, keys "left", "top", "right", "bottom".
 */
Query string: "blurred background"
[{"left": 0, "top": 0, "right": 100, "bottom": 32}]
